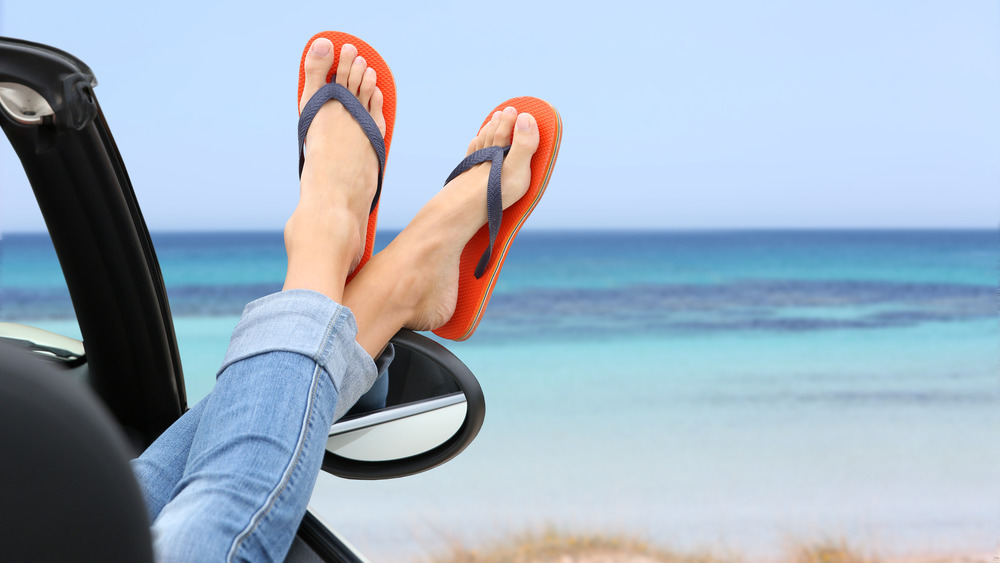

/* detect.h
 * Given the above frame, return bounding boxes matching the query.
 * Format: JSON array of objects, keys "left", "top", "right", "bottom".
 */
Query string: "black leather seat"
[{"left": 0, "top": 342, "right": 154, "bottom": 562}]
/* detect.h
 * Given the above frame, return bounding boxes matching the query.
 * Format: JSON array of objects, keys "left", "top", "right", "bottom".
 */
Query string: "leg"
[
  {"left": 132, "top": 361, "right": 390, "bottom": 524},
  {"left": 152, "top": 292, "right": 380, "bottom": 561},
  {"left": 283, "top": 38, "right": 385, "bottom": 301},
  {"left": 130, "top": 396, "right": 208, "bottom": 521},
  {"left": 344, "top": 105, "right": 541, "bottom": 353},
  {"left": 346, "top": 370, "right": 389, "bottom": 416},
  {"left": 142, "top": 38, "right": 541, "bottom": 562},
  {"left": 148, "top": 38, "right": 388, "bottom": 561}
]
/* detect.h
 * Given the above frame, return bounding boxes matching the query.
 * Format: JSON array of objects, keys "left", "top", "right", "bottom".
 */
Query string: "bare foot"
[
  {"left": 283, "top": 38, "right": 386, "bottom": 302},
  {"left": 345, "top": 106, "right": 540, "bottom": 357}
]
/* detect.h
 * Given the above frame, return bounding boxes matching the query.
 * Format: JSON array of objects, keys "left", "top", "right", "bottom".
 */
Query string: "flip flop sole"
[
  {"left": 434, "top": 97, "right": 562, "bottom": 341},
  {"left": 297, "top": 31, "right": 396, "bottom": 281}
]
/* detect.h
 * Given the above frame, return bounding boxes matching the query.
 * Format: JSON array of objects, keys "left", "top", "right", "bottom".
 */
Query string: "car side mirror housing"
[{"left": 322, "top": 329, "right": 486, "bottom": 480}]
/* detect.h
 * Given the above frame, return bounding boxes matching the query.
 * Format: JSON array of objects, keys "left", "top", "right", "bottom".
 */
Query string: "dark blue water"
[{"left": 2, "top": 230, "right": 994, "bottom": 342}]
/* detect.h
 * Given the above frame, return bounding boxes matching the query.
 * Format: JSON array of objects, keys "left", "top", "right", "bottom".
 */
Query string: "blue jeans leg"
[
  {"left": 137, "top": 289, "right": 386, "bottom": 562},
  {"left": 130, "top": 352, "right": 391, "bottom": 525},
  {"left": 130, "top": 396, "right": 208, "bottom": 521}
]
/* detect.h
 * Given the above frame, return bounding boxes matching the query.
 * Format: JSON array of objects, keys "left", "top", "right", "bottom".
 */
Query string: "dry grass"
[
  {"left": 425, "top": 527, "right": 730, "bottom": 563},
  {"left": 785, "top": 538, "right": 880, "bottom": 563},
  {"left": 424, "top": 530, "right": 994, "bottom": 563}
]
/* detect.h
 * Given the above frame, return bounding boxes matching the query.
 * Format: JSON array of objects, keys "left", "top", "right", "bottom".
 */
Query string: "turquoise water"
[{"left": 1, "top": 230, "right": 997, "bottom": 558}]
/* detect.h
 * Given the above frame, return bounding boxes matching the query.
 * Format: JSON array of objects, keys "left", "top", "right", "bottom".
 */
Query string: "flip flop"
[
  {"left": 297, "top": 31, "right": 396, "bottom": 282},
  {"left": 433, "top": 97, "right": 562, "bottom": 341}
]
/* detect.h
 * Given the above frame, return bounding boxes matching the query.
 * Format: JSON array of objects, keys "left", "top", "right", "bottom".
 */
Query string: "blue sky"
[{"left": 1, "top": 0, "right": 997, "bottom": 231}]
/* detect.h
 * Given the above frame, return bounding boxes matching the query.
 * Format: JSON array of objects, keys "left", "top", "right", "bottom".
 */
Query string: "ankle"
[
  {"left": 282, "top": 207, "right": 361, "bottom": 297},
  {"left": 343, "top": 258, "right": 417, "bottom": 356},
  {"left": 285, "top": 204, "right": 360, "bottom": 249},
  {"left": 375, "top": 244, "right": 428, "bottom": 313},
  {"left": 408, "top": 185, "right": 486, "bottom": 246}
]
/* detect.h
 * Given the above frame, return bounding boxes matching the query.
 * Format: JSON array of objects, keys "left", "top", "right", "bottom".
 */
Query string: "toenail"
[
  {"left": 311, "top": 40, "right": 331, "bottom": 57},
  {"left": 516, "top": 113, "right": 530, "bottom": 130}
]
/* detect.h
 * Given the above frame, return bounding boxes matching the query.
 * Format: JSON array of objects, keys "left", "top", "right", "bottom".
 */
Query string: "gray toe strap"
[
  {"left": 444, "top": 145, "right": 512, "bottom": 278},
  {"left": 298, "top": 82, "right": 385, "bottom": 212}
]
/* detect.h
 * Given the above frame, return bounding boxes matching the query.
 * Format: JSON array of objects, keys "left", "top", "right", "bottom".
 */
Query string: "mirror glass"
[
  {"left": 328, "top": 338, "right": 465, "bottom": 462},
  {"left": 327, "top": 395, "right": 467, "bottom": 462},
  {"left": 323, "top": 329, "right": 485, "bottom": 477}
]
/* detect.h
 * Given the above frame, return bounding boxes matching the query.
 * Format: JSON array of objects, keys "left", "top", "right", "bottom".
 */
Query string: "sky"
[{"left": 1, "top": 0, "right": 997, "bottom": 231}]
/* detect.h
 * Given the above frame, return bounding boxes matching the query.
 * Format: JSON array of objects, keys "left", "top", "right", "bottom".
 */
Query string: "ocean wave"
[
  {"left": 475, "top": 279, "right": 996, "bottom": 341},
  {"left": 1, "top": 280, "right": 993, "bottom": 341},
  {"left": 0, "top": 283, "right": 282, "bottom": 320}
]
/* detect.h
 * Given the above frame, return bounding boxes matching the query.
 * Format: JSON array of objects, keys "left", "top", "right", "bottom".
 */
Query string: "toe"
[
  {"left": 475, "top": 114, "right": 496, "bottom": 143},
  {"left": 471, "top": 123, "right": 490, "bottom": 153},
  {"left": 358, "top": 67, "right": 376, "bottom": 105},
  {"left": 477, "top": 112, "right": 503, "bottom": 151},
  {"left": 486, "top": 112, "right": 539, "bottom": 208},
  {"left": 492, "top": 106, "right": 518, "bottom": 147},
  {"left": 335, "top": 43, "right": 357, "bottom": 87},
  {"left": 369, "top": 87, "right": 387, "bottom": 137},
  {"left": 347, "top": 56, "right": 367, "bottom": 95},
  {"left": 301, "top": 38, "right": 335, "bottom": 111},
  {"left": 510, "top": 113, "right": 540, "bottom": 156},
  {"left": 503, "top": 113, "right": 540, "bottom": 187}
]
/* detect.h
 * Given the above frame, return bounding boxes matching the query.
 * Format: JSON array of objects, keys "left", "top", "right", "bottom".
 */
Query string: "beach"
[{"left": 1, "top": 229, "right": 997, "bottom": 561}]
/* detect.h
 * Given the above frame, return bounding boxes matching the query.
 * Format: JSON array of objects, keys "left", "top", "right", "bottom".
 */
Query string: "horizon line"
[{"left": 3, "top": 226, "right": 999, "bottom": 236}]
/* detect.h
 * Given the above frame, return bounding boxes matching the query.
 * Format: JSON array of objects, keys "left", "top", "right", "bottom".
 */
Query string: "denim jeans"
[{"left": 131, "top": 289, "right": 392, "bottom": 562}]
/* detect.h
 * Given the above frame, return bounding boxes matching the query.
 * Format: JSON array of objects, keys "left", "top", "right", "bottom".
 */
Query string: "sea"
[{"left": 1, "top": 229, "right": 997, "bottom": 560}]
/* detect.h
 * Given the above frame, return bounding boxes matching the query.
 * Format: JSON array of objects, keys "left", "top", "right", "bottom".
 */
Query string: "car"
[{"left": 0, "top": 35, "right": 485, "bottom": 562}]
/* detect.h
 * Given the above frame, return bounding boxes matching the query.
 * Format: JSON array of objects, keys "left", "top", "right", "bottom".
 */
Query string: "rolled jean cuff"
[{"left": 219, "top": 289, "right": 379, "bottom": 420}]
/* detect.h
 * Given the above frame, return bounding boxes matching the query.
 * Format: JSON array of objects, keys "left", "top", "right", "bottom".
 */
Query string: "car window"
[{"left": 0, "top": 141, "right": 85, "bottom": 363}]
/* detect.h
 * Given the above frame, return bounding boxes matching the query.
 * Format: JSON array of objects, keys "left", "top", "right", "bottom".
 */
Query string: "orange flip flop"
[
  {"left": 297, "top": 31, "right": 396, "bottom": 282},
  {"left": 433, "top": 97, "right": 562, "bottom": 341}
]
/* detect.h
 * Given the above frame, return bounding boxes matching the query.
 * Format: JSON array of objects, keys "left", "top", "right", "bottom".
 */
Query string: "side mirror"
[{"left": 322, "top": 329, "right": 486, "bottom": 480}]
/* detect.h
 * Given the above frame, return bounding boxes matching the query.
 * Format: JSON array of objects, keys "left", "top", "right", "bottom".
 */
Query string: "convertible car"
[{"left": 0, "top": 36, "right": 485, "bottom": 562}]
